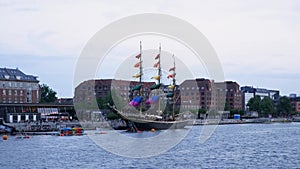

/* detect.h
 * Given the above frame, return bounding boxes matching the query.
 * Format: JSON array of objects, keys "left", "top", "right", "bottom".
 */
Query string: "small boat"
[
  {"left": 60, "top": 127, "right": 84, "bottom": 136},
  {"left": 15, "top": 133, "right": 30, "bottom": 139}
]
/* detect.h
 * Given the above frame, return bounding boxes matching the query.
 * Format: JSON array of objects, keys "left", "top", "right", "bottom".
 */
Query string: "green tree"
[
  {"left": 40, "top": 84, "right": 57, "bottom": 103},
  {"left": 198, "top": 108, "right": 207, "bottom": 119},
  {"left": 97, "top": 90, "right": 126, "bottom": 110},
  {"left": 224, "top": 102, "right": 230, "bottom": 111},
  {"left": 247, "top": 95, "right": 261, "bottom": 112},
  {"left": 261, "top": 97, "right": 274, "bottom": 117},
  {"left": 277, "top": 96, "right": 292, "bottom": 117}
]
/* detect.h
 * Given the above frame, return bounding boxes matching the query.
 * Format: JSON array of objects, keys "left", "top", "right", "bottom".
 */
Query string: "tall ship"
[{"left": 109, "top": 42, "right": 192, "bottom": 131}]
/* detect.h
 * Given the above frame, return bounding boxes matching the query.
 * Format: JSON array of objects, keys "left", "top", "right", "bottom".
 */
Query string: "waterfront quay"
[
  {"left": 6, "top": 120, "right": 113, "bottom": 133},
  {"left": 3, "top": 117, "right": 298, "bottom": 134},
  {"left": 193, "top": 117, "right": 300, "bottom": 125}
]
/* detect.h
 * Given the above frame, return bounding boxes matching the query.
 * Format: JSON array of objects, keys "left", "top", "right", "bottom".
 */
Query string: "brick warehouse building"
[
  {"left": 290, "top": 97, "right": 300, "bottom": 113},
  {"left": 75, "top": 78, "right": 243, "bottom": 114},
  {"left": 74, "top": 79, "right": 156, "bottom": 104},
  {"left": 179, "top": 78, "right": 243, "bottom": 111}
]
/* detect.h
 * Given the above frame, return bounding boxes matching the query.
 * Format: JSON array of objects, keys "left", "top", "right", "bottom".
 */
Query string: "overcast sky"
[{"left": 0, "top": 0, "right": 299, "bottom": 97}]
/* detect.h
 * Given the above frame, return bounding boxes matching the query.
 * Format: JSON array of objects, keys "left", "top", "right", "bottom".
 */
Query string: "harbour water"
[{"left": 1, "top": 123, "right": 299, "bottom": 168}]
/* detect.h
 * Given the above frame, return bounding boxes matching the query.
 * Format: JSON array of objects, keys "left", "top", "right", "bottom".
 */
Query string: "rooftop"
[{"left": 0, "top": 67, "right": 39, "bottom": 82}]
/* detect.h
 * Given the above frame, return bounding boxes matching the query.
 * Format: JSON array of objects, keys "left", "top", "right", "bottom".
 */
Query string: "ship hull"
[{"left": 129, "top": 119, "right": 192, "bottom": 130}]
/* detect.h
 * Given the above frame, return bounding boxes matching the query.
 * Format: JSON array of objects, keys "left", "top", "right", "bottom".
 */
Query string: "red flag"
[
  {"left": 167, "top": 73, "right": 175, "bottom": 79},
  {"left": 154, "top": 62, "right": 159, "bottom": 68},
  {"left": 155, "top": 54, "right": 160, "bottom": 60},
  {"left": 135, "top": 54, "right": 141, "bottom": 59},
  {"left": 169, "top": 67, "right": 175, "bottom": 72},
  {"left": 134, "top": 62, "right": 140, "bottom": 68}
]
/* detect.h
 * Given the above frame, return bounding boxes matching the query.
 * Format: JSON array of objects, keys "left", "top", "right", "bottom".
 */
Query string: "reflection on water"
[{"left": 0, "top": 123, "right": 299, "bottom": 168}]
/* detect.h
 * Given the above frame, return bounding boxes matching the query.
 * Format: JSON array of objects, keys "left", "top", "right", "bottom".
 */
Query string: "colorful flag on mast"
[
  {"left": 151, "top": 75, "right": 160, "bottom": 80},
  {"left": 132, "top": 73, "right": 141, "bottom": 78},
  {"left": 135, "top": 53, "right": 141, "bottom": 59},
  {"left": 155, "top": 54, "right": 160, "bottom": 60},
  {"left": 169, "top": 67, "right": 175, "bottom": 71},
  {"left": 134, "top": 62, "right": 140, "bottom": 68},
  {"left": 167, "top": 73, "right": 175, "bottom": 79}
]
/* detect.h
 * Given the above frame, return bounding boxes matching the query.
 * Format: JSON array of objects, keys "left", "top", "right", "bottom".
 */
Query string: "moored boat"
[
  {"left": 60, "top": 127, "right": 84, "bottom": 136},
  {"left": 109, "top": 42, "right": 193, "bottom": 131}
]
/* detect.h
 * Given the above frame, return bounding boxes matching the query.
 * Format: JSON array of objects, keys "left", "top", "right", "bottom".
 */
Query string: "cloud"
[{"left": 0, "top": 0, "right": 299, "bottom": 96}]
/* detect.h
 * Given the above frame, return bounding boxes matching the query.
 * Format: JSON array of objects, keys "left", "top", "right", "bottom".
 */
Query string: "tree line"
[{"left": 247, "top": 95, "right": 293, "bottom": 117}]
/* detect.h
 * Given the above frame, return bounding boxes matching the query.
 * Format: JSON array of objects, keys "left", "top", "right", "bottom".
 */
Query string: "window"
[
  {"left": 104, "top": 86, "right": 108, "bottom": 90},
  {"left": 14, "top": 90, "right": 17, "bottom": 95},
  {"left": 3, "top": 90, "right": 6, "bottom": 95},
  {"left": 9, "top": 90, "right": 11, "bottom": 95}
]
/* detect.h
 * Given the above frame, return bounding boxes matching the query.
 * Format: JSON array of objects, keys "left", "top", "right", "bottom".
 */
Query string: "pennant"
[
  {"left": 134, "top": 62, "right": 140, "bottom": 68},
  {"left": 154, "top": 62, "right": 159, "bottom": 68},
  {"left": 135, "top": 54, "right": 141, "bottom": 59},
  {"left": 155, "top": 54, "right": 160, "bottom": 60},
  {"left": 169, "top": 67, "right": 175, "bottom": 72}
]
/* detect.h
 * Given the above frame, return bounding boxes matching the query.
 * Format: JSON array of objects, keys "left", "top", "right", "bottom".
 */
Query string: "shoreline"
[
  {"left": 193, "top": 117, "right": 300, "bottom": 125},
  {"left": 2, "top": 118, "right": 299, "bottom": 135}
]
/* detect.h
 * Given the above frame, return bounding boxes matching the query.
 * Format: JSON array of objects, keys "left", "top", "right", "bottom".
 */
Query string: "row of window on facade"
[
  {"left": 0, "top": 81, "right": 39, "bottom": 89},
  {"left": 2, "top": 89, "right": 32, "bottom": 96},
  {"left": 81, "top": 84, "right": 238, "bottom": 93},
  {"left": 1, "top": 96, "right": 32, "bottom": 103}
]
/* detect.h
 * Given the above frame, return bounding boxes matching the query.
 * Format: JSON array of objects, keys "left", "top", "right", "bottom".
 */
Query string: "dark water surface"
[{"left": 1, "top": 123, "right": 299, "bottom": 169}]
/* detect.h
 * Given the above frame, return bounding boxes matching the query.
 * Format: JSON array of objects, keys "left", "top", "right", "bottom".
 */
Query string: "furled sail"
[
  {"left": 145, "top": 95, "right": 160, "bottom": 104},
  {"left": 151, "top": 75, "right": 160, "bottom": 81},
  {"left": 150, "top": 83, "right": 161, "bottom": 90},
  {"left": 129, "top": 96, "right": 143, "bottom": 106},
  {"left": 131, "top": 84, "right": 142, "bottom": 91},
  {"left": 166, "top": 93, "right": 174, "bottom": 98},
  {"left": 153, "top": 62, "right": 159, "bottom": 68},
  {"left": 167, "top": 73, "right": 176, "bottom": 79},
  {"left": 134, "top": 62, "right": 141, "bottom": 68},
  {"left": 132, "top": 73, "right": 141, "bottom": 78},
  {"left": 168, "top": 85, "right": 175, "bottom": 90}
]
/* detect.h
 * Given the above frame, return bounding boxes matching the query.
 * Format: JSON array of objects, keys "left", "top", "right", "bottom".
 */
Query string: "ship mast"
[
  {"left": 171, "top": 55, "right": 176, "bottom": 121},
  {"left": 139, "top": 41, "right": 142, "bottom": 83},
  {"left": 139, "top": 41, "right": 143, "bottom": 115},
  {"left": 157, "top": 44, "right": 161, "bottom": 115},
  {"left": 158, "top": 43, "right": 162, "bottom": 84}
]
